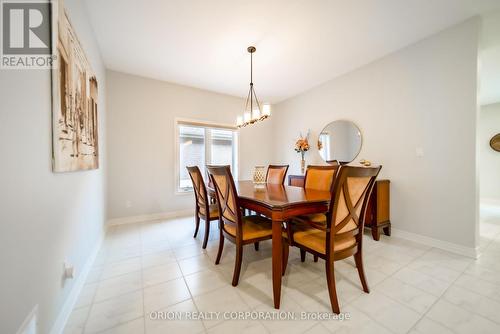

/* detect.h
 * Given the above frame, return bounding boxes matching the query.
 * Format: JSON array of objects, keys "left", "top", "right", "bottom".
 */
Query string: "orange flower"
[{"left": 294, "top": 133, "right": 310, "bottom": 153}]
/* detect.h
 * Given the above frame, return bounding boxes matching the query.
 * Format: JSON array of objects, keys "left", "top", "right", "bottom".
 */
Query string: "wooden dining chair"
[
  {"left": 266, "top": 165, "right": 289, "bottom": 184},
  {"left": 283, "top": 165, "right": 382, "bottom": 313},
  {"left": 246, "top": 164, "right": 288, "bottom": 243},
  {"left": 255, "top": 165, "right": 288, "bottom": 251},
  {"left": 294, "top": 164, "right": 339, "bottom": 262},
  {"left": 207, "top": 165, "right": 274, "bottom": 286},
  {"left": 186, "top": 166, "right": 219, "bottom": 249},
  {"left": 304, "top": 164, "right": 339, "bottom": 191}
]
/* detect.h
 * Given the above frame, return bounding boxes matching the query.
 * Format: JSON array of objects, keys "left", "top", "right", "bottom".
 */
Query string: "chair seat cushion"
[
  {"left": 292, "top": 226, "right": 356, "bottom": 254},
  {"left": 296, "top": 213, "right": 327, "bottom": 224},
  {"left": 225, "top": 215, "right": 272, "bottom": 240}
]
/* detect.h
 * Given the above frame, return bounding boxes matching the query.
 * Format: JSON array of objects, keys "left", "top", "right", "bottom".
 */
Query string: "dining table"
[{"left": 208, "top": 180, "right": 331, "bottom": 309}]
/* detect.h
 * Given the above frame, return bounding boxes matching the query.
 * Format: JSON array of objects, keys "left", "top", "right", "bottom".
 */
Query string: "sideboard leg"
[
  {"left": 383, "top": 225, "right": 391, "bottom": 237},
  {"left": 371, "top": 227, "right": 380, "bottom": 241}
]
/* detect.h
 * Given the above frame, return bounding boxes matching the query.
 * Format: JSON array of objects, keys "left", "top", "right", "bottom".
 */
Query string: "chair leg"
[
  {"left": 232, "top": 244, "right": 243, "bottom": 286},
  {"left": 314, "top": 255, "right": 318, "bottom": 262},
  {"left": 282, "top": 239, "right": 289, "bottom": 276},
  {"left": 300, "top": 249, "right": 306, "bottom": 262},
  {"left": 254, "top": 242, "right": 259, "bottom": 251},
  {"left": 325, "top": 259, "right": 340, "bottom": 314},
  {"left": 215, "top": 232, "right": 224, "bottom": 265},
  {"left": 354, "top": 252, "right": 370, "bottom": 293},
  {"left": 193, "top": 214, "right": 200, "bottom": 238},
  {"left": 202, "top": 219, "right": 210, "bottom": 249}
]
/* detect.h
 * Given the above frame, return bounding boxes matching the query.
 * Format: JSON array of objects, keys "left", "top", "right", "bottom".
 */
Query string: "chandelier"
[{"left": 236, "top": 46, "right": 271, "bottom": 128}]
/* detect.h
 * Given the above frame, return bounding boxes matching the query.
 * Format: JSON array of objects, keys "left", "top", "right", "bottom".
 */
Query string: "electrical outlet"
[{"left": 125, "top": 200, "right": 132, "bottom": 208}]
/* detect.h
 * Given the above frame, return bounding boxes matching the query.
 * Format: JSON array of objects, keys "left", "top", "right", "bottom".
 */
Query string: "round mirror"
[
  {"left": 318, "top": 120, "right": 362, "bottom": 164},
  {"left": 491, "top": 134, "right": 500, "bottom": 152}
]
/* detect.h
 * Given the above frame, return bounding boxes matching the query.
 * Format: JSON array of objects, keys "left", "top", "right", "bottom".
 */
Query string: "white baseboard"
[
  {"left": 392, "top": 228, "right": 479, "bottom": 259},
  {"left": 49, "top": 232, "right": 105, "bottom": 334},
  {"left": 107, "top": 209, "right": 194, "bottom": 226},
  {"left": 49, "top": 210, "right": 192, "bottom": 333},
  {"left": 16, "top": 305, "right": 38, "bottom": 334}
]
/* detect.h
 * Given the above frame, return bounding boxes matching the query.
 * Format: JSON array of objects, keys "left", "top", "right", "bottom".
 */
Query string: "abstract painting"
[{"left": 51, "top": 0, "right": 98, "bottom": 172}]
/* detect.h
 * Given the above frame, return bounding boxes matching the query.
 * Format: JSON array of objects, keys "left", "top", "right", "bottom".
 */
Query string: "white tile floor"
[{"left": 65, "top": 206, "right": 500, "bottom": 334}]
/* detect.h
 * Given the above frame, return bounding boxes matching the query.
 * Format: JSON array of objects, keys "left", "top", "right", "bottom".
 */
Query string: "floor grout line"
[
  {"left": 403, "top": 254, "right": 475, "bottom": 334},
  {"left": 79, "top": 247, "right": 106, "bottom": 334},
  {"left": 180, "top": 225, "right": 211, "bottom": 334},
  {"left": 63, "top": 215, "right": 500, "bottom": 334},
  {"left": 342, "top": 246, "right": 436, "bottom": 334}
]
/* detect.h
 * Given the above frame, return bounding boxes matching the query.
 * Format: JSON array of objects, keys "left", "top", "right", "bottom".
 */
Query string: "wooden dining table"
[{"left": 209, "top": 180, "right": 331, "bottom": 309}]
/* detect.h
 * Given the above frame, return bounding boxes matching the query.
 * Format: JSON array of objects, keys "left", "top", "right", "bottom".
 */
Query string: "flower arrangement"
[
  {"left": 295, "top": 135, "right": 310, "bottom": 155},
  {"left": 295, "top": 131, "right": 310, "bottom": 173}
]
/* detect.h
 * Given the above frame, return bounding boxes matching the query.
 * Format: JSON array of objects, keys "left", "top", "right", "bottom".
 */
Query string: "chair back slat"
[
  {"left": 207, "top": 165, "right": 242, "bottom": 239},
  {"left": 266, "top": 165, "right": 289, "bottom": 185},
  {"left": 186, "top": 166, "right": 209, "bottom": 216}
]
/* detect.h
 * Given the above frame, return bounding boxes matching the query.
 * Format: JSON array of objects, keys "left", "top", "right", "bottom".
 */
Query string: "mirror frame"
[
  {"left": 491, "top": 133, "right": 500, "bottom": 152},
  {"left": 317, "top": 119, "right": 363, "bottom": 165}
]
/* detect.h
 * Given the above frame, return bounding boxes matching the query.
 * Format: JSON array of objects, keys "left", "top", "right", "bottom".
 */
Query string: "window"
[
  {"left": 176, "top": 120, "right": 238, "bottom": 192},
  {"left": 318, "top": 132, "right": 331, "bottom": 160}
]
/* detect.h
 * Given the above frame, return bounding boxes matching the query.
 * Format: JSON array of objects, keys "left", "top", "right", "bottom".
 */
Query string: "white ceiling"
[{"left": 85, "top": 0, "right": 500, "bottom": 103}]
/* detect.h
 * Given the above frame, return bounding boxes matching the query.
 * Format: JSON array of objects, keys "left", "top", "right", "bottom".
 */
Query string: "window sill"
[{"left": 175, "top": 189, "right": 194, "bottom": 196}]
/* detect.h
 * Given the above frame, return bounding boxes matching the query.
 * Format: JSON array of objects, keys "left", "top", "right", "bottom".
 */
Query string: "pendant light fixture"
[{"left": 236, "top": 46, "right": 271, "bottom": 128}]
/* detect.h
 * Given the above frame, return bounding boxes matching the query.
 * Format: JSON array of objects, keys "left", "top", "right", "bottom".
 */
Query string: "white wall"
[
  {"left": 106, "top": 71, "right": 274, "bottom": 220},
  {"left": 0, "top": 1, "right": 107, "bottom": 333},
  {"left": 479, "top": 11, "right": 500, "bottom": 105},
  {"left": 479, "top": 103, "right": 500, "bottom": 203},
  {"left": 272, "top": 19, "right": 480, "bottom": 252}
]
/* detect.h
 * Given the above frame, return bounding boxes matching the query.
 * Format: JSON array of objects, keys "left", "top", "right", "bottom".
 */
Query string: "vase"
[
  {"left": 253, "top": 166, "right": 266, "bottom": 187},
  {"left": 300, "top": 159, "right": 305, "bottom": 174}
]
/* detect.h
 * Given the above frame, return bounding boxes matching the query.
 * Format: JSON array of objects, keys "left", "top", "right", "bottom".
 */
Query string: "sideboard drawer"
[{"left": 288, "top": 175, "right": 305, "bottom": 187}]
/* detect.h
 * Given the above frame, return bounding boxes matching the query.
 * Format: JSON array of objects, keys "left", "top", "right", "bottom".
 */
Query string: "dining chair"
[
  {"left": 304, "top": 164, "right": 339, "bottom": 191},
  {"left": 283, "top": 165, "right": 382, "bottom": 313},
  {"left": 207, "top": 165, "right": 274, "bottom": 286},
  {"left": 266, "top": 165, "right": 289, "bottom": 184},
  {"left": 249, "top": 164, "right": 288, "bottom": 248},
  {"left": 294, "top": 164, "right": 339, "bottom": 262},
  {"left": 186, "top": 166, "right": 219, "bottom": 249}
]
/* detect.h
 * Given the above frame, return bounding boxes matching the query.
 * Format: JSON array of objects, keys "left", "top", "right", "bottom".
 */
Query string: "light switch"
[
  {"left": 416, "top": 147, "right": 424, "bottom": 157},
  {"left": 64, "top": 263, "right": 74, "bottom": 279}
]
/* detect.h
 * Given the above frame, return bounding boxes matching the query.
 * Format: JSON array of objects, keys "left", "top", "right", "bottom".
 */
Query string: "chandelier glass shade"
[{"left": 236, "top": 46, "right": 271, "bottom": 128}]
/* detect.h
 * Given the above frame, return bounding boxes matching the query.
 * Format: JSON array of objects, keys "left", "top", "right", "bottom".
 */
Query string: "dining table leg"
[{"left": 271, "top": 217, "right": 283, "bottom": 309}]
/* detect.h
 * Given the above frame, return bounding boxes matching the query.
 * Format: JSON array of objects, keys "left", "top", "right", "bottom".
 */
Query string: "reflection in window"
[
  {"left": 177, "top": 123, "right": 237, "bottom": 192},
  {"left": 179, "top": 126, "right": 205, "bottom": 191},
  {"left": 211, "top": 129, "right": 233, "bottom": 166}
]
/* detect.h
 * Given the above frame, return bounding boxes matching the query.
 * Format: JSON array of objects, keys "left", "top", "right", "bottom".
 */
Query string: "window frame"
[{"left": 174, "top": 118, "right": 239, "bottom": 195}]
